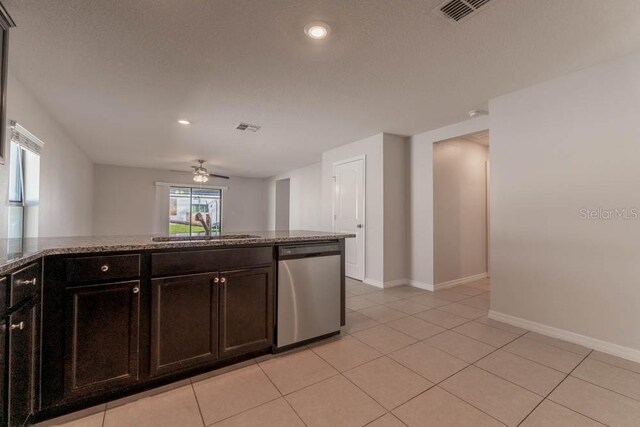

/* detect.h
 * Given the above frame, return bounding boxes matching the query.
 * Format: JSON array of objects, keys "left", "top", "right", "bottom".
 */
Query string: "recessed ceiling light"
[
  {"left": 304, "top": 22, "right": 330, "bottom": 40},
  {"left": 177, "top": 119, "right": 191, "bottom": 125}
]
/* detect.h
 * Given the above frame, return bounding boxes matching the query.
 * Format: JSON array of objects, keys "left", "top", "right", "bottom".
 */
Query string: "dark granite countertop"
[{"left": 0, "top": 230, "right": 355, "bottom": 275}]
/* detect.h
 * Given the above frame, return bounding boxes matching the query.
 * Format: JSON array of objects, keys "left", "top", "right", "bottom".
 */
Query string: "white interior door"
[{"left": 333, "top": 157, "right": 365, "bottom": 281}]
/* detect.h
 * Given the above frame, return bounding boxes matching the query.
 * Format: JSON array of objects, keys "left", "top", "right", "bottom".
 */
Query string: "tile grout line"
[
  {"left": 520, "top": 333, "right": 593, "bottom": 357},
  {"left": 470, "top": 363, "right": 554, "bottom": 399},
  {"left": 265, "top": 285, "right": 616, "bottom": 427},
  {"left": 203, "top": 394, "right": 284, "bottom": 426},
  {"left": 188, "top": 379, "right": 208, "bottom": 427},
  {"left": 190, "top": 363, "right": 281, "bottom": 426},
  {"left": 567, "top": 369, "right": 640, "bottom": 403},
  {"left": 363, "top": 412, "right": 408, "bottom": 426},
  {"left": 585, "top": 354, "right": 640, "bottom": 375},
  {"left": 345, "top": 301, "right": 509, "bottom": 425},
  {"left": 254, "top": 361, "right": 309, "bottom": 427},
  {"left": 402, "top": 321, "right": 535, "bottom": 426},
  {"left": 472, "top": 346, "right": 571, "bottom": 378},
  {"left": 515, "top": 349, "right": 595, "bottom": 426},
  {"left": 267, "top": 342, "right": 396, "bottom": 425},
  {"left": 497, "top": 340, "right": 588, "bottom": 373},
  {"left": 542, "top": 400, "right": 607, "bottom": 427},
  {"left": 347, "top": 326, "right": 419, "bottom": 358},
  {"left": 308, "top": 339, "right": 389, "bottom": 377}
]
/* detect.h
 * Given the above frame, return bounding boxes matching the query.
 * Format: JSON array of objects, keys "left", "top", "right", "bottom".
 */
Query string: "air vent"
[
  {"left": 235, "top": 122, "right": 261, "bottom": 132},
  {"left": 435, "top": 0, "right": 495, "bottom": 23}
]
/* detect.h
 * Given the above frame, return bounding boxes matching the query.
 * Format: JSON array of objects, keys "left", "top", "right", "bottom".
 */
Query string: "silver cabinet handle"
[
  {"left": 132, "top": 287, "right": 140, "bottom": 294},
  {"left": 17, "top": 278, "right": 37, "bottom": 286},
  {"left": 220, "top": 277, "right": 226, "bottom": 284},
  {"left": 213, "top": 277, "right": 220, "bottom": 283},
  {"left": 10, "top": 321, "right": 24, "bottom": 331},
  {"left": 101, "top": 265, "right": 109, "bottom": 272}
]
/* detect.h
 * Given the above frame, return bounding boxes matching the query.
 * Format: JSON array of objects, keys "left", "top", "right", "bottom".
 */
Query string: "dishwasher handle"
[{"left": 278, "top": 243, "right": 341, "bottom": 259}]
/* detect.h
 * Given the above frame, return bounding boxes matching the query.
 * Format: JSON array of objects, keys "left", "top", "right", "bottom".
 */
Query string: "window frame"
[
  {"left": 168, "top": 185, "right": 223, "bottom": 236},
  {"left": 8, "top": 140, "right": 24, "bottom": 205}
]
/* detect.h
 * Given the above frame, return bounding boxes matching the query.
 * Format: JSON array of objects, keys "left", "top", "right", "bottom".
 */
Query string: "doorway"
[
  {"left": 433, "top": 130, "right": 490, "bottom": 288},
  {"left": 333, "top": 156, "right": 365, "bottom": 281},
  {"left": 275, "top": 178, "right": 290, "bottom": 231}
]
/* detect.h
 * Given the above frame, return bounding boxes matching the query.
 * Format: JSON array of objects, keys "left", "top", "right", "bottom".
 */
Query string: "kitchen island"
[{"left": 0, "top": 231, "right": 353, "bottom": 425}]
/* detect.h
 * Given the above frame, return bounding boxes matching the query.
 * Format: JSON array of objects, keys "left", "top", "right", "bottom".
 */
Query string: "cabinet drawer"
[
  {"left": 151, "top": 247, "right": 273, "bottom": 276},
  {"left": 10, "top": 262, "right": 41, "bottom": 308},
  {"left": 65, "top": 255, "right": 141, "bottom": 284}
]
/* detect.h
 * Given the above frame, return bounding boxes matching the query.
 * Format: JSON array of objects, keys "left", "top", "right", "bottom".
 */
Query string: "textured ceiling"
[{"left": 4, "top": 0, "right": 640, "bottom": 177}]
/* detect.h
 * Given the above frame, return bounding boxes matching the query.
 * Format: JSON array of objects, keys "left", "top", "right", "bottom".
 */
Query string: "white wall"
[
  {"left": 383, "top": 134, "right": 409, "bottom": 284},
  {"left": 93, "top": 164, "right": 269, "bottom": 236},
  {"left": 269, "top": 133, "right": 409, "bottom": 286},
  {"left": 433, "top": 139, "right": 488, "bottom": 284},
  {"left": 267, "top": 162, "right": 323, "bottom": 231},
  {"left": 409, "top": 116, "right": 490, "bottom": 289},
  {"left": 274, "top": 178, "right": 290, "bottom": 230},
  {"left": 489, "top": 52, "right": 640, "bottom": 357},
  {"left": 0, "top": 74, "right": 94, "bottom": 237}
]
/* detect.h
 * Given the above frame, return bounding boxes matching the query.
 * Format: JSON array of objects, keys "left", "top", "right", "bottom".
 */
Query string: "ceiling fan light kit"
[
  {"left": 177, "top": 159, "right": 230, "bottom": 182},
  {"left": 193, "top": 172, "right": 209, "bottom": 183}
]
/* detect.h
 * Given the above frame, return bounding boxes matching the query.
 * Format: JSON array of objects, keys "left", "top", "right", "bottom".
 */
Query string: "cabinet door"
[
  {"left": 150, "top": 273, "right": 218, "bottom": 376},
  {"left": 64, "top": 281, "right": 140, "bottom": 397},
  {"left": 0, "top": 319, "right": 5, "bottom": 427},
  {"left": 7, "top": 301, "right": 38, "bottom": 427},
  {"left": 219, "top": 267, "right": 273, "bottom": 358}
]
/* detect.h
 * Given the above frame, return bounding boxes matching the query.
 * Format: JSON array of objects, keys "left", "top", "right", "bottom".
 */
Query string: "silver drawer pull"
[
  {"left": 220, "top": 277, "right": 226, "bottom": 284},
  {"left": 213, "top": 277, "right": 220, "bottom": 283},
  {"left": 132, "top": 287, "right": 140, "bottom": 294},
  {"left": 10, "top": 321, "right": 24, "bottom": 331},
  {"left": 17, "top": 278, "right": 37, "bottom": 286},
  {"left": 101, "top": 265, "right": 109, "bottom": 272}
]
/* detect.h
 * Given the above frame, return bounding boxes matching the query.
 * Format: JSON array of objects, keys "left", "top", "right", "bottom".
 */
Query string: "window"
[
  {"left": 169, "top": 186, "right": 222, "bottom": 235},
  {"left": 8, "top": 122, "right": 42, "bottom": 239}
]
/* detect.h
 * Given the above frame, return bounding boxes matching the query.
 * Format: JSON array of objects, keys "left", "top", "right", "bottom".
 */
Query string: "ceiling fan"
[{"left": 171, "top": 160, "right": 230, "bottom": 182}]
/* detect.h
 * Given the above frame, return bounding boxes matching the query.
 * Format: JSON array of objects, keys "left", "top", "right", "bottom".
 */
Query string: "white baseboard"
[
  {"left": 363, "top": 278, "right": 383, "bottom": 288},
  {"left": 383, "top": 279, "right": 409, "bottom": 288},
  {"left": 407, "top": 280, "right": 435, "bottom": 292},
  {"left": 489, "top": 310, "right": 640, "bottom": 364},
  {"left": 364, "top": 278, "right": 409, "bottom": 289},
  {"left": 435, "top": 272, "right": 488, "bottom": 291}
]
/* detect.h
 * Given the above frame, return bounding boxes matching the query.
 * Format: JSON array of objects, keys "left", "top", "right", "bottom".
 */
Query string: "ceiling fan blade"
[
  {"left": 209, "top": 173, "right": 230, "bottom": 180},
  {"left": 169, "top": 170, "right": 190, "bottom": 173}
]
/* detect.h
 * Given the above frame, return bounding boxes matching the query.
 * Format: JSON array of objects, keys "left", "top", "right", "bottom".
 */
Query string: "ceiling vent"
[
  {"left": 434, "top": 0, "right": 494, "bottom": 23},
  {"left": 235, "top": 122, "right": 261, "bottom": 132}
]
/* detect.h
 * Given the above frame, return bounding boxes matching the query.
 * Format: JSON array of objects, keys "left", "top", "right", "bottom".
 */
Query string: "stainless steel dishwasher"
[{"left": 277, "top": 243, "right": 341, "bottom": 349}]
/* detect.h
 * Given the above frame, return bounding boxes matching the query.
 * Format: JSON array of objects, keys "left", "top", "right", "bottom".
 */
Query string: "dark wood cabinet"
[
  {"left": 7, "top": 299, "right": 38, "bottom": 427},
  {"left": 219, "top": 267, "right": 273, "bottom": 358},
  {"left": 65, "top": 254, "right": 140, "bottom": 284},
  {"left": 35, "top": 242, "right": 338, "bottom": 423},
  {"left": 64, "top": 281, "right": 140, "bottom": 397},
  {"left": 9, "top": 262, "right": 41, "bottom": 308},
  {"left": 150, "top": 273, "right": 218, "bottom": 376},
  {"left": 0, "top": 319, "right": 6, "bottom": 427}
]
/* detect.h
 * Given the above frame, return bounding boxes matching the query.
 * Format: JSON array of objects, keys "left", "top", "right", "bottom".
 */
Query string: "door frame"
[
  {"left": 332, "top": 154, "right": 366, "bottom": 281},
  {"left": 432, "top": 129, "right": 490, "bottom": 286}
]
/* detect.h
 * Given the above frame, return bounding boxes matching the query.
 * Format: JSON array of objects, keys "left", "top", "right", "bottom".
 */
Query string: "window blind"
[{"left": 10, "top": 120, "right": 44, "bottom": 154}]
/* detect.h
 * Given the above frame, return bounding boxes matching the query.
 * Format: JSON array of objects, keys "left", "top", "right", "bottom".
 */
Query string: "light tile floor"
[{"left": 39, "top": 277, "right": 640, "bottom": 426}]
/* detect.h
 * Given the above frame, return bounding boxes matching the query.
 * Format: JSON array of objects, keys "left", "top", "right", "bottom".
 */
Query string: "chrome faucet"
[{"left": 194, "top": 212, "right": 212, "bottom": 236}]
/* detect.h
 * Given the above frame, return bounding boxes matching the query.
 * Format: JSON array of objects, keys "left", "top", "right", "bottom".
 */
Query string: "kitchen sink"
[{"left": 152, "top": 234, "right": 259, "bottom": 242}]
